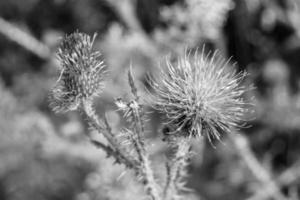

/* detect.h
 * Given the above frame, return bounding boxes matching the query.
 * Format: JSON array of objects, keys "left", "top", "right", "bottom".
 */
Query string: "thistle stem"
[
  {"left": 91, "top": 140, "right": 131, "bottom": 166},
  {"left": 138, "top": 151, "right": 161, "bottom": 200},
  {"left": 163, "top": 137, "right": 191, "bottom": 200},
  {"left": 127, "top": 69, "right": 161, "bottom": 199},
  {"left": 132, "top": 106, "right": 161, "bottom": 200},
  {"left": 81, "top": 100, "right": 137, "bottom": 169}
]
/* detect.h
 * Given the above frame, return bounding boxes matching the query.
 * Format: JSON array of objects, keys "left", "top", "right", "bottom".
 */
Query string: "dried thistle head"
[
  {"left": 50, "top": 32, "right": 106, "bottom": 113},
  {"left": 149, "top": 49, "right": 251, "bottom": 142}
]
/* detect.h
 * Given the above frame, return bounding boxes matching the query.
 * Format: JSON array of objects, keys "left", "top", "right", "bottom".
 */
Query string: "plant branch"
[
  {"left": 105, "top": 0, "right": 145, "bottom": 34},
  {"left": 163, "top": 137, "right": 191, "bottom": 200},
  {"left": 127, "top": 69, "right": 161, "bottom": 200},
  {"left": 0, "top": 17, "right": 51, "bottom": 59},
  {"left": 81, "top": 100, "right": 137, "bottom": 169},
  {"left": 230, "top": 133, "right": 288, "bottom": 200},
  {"left": 125, "top": 102, "right": 161, "bottom": 200},
  {"left": 247, "top": 160, "right": 300, "bottom": 200}
]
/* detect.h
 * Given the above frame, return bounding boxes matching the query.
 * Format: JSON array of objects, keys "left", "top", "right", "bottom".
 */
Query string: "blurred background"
[{"left": 1, "top": 0, "right": 300, "bottom": 199}]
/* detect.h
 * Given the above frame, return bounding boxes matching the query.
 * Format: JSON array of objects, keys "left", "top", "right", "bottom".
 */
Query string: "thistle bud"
[
  {"left": 50, "top": 32, "right": 106, "bottom": 113},
  {"left": 149, "top": 50, "right": 251, "bottom": 142}
]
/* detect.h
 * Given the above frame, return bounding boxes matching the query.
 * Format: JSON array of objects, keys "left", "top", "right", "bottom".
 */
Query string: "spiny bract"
[
  {"left": 150, "top": 49, "right": 250, "bottom": 142},
  {"left": 50, "top": 32, "right": 106, "bottom": 113}
]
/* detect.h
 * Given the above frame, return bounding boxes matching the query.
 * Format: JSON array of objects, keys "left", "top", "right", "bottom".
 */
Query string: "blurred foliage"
[{"left": 0, "top": 0, "right": 300, "bottom": 199}]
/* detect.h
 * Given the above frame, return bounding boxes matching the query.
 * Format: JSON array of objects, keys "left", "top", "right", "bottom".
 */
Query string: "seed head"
[
  {"left": 149, "top": 49, "right": 251, "bottom": 142},
  {"left": 50, "top": 32, "right": 106, "bottom": 113}
]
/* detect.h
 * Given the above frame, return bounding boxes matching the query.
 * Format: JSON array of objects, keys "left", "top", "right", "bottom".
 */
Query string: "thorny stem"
[
  {"left": 82, "top": 99, "right": 161, "bottom": 200},
  {"left": 132, "top": 134, "right": 161, "bottom": 200},
  {"left": 132, "top": 108, "right": 161, "bottom": 200},
  {"left": 128, "top": 69, "right": 161, "bottom": 200},
  {"left": 130, "top": 100, "right": 146, "bottom": 151},
  {"left": 116, "top": 101, "right": 161, "bottom": 200},
  {"left": 138, "top": 151, "right": 161, "bottom": 200},
  {"left": 123, "top": 106, "right": 161, "bottom": 200},
  {"left": 128, "top": 68, "right": 146, "bottom": 149},
  {"left": 163, "top": 137, "right": 191, "bottom": 200},
  {"left": 81, "top": 100, "right": 137, "bottom": 169},
  {"left": 91, "top": 140, "right": 132, "bottom": 166}
]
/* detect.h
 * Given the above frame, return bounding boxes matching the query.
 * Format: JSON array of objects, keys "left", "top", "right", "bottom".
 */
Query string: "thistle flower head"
[
  {"left": 149, "top": 49, "right": 251, "bottom": 142},
  {"left": 50, "top": 32, "right": 106, "bottom": 113}
]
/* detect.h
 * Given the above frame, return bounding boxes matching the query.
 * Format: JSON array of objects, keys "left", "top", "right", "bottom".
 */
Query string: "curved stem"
[
  {"left": 82, "top": 100, "right": 161, "bottom": 199},
  {"left": 81, "top": 100, "right": 137, "bottom": 169}
]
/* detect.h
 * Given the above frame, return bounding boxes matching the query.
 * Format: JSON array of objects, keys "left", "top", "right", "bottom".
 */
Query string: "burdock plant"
[{"left": 49, "top": 32, "right": 250, "bottom": 200}]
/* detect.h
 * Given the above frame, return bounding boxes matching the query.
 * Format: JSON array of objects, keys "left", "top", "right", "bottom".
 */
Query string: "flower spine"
[
  {"left": 50, "top": 32, "right": 106, "bottom": 113},
  {"left": 150, "top": 50, "right": 250, "bottom": 142}
]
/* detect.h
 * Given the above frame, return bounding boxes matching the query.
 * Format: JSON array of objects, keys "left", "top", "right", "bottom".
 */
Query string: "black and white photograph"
[{"left": 0, "top": 0, "right": 300, "bottom": 200}]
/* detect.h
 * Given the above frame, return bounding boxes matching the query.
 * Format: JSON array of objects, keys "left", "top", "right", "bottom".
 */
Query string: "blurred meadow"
[{"left": 1, "top": 0, "right": 300, "bottom": 199}]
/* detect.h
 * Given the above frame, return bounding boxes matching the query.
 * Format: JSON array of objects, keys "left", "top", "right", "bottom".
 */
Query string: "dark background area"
[{"left": 1, "top": 0, "right": 300, "bottom": 199}]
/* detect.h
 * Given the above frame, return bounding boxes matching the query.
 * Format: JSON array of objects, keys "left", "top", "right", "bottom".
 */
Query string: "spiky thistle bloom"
[
  {"left": 50, "top": 32, "right": 106, "bottom": 113},
  {"left": 149, "top": 50, "right": 251, "bottom": 142}
]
